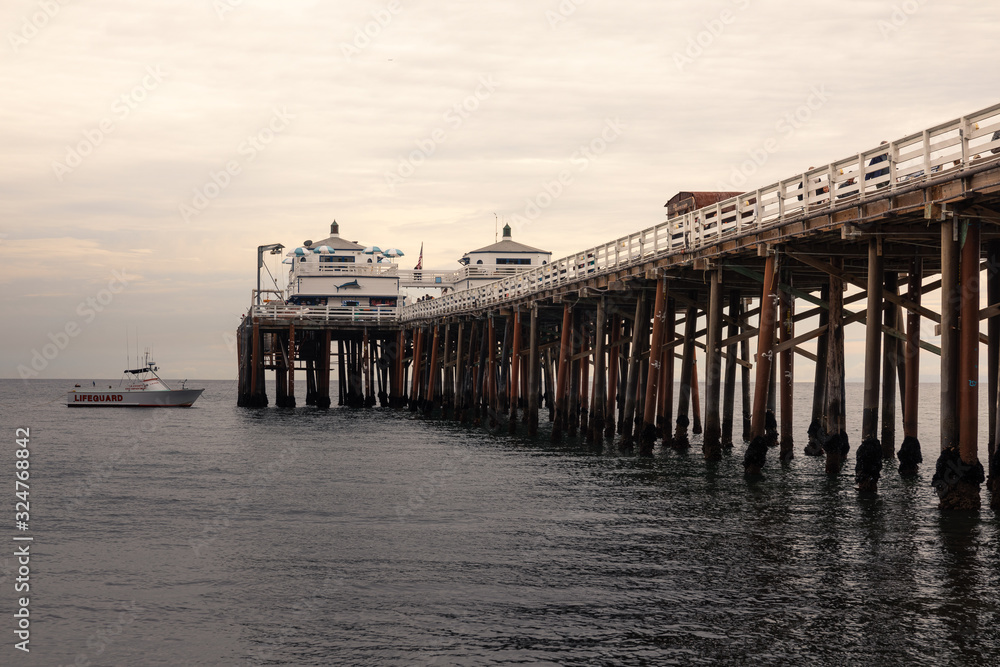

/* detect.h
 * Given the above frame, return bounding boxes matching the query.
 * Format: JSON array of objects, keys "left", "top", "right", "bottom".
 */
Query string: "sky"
[{"left": 2, "top": 0, "right": 999, "bottom": 382}]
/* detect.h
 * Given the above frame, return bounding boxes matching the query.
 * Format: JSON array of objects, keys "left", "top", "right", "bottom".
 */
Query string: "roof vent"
[{"left": 303, "top": 240, "right": 313, "bottom": 247}]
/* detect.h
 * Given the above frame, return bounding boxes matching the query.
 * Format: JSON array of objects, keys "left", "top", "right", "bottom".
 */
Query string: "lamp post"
[{"left": 257, "top": 243, "right": 285, "bottom": 305}]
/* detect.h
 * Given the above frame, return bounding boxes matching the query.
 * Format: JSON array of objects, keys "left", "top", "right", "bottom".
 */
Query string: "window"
[
  {"left": 496, "top": 258, "right": 530, "bottom": 265},
  {"left": 320, "top": 255, "right": 354, "bottom": 263},
  {"left": 476, "top": 260, "right": 483, "bottom": 265}
]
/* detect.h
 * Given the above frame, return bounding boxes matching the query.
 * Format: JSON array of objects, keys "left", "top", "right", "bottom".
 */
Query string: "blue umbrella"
[
  {"left": 286, "top": 247, "right": 312, "bottom": 257},
  {"left": 363, "top": 245, "right": 383, "bottom": 255},
  {"left": 312, "top": 245, "right": 335, "bottom": 254},
  {"left": 383, "top": 248, "right": 405, "bottom": 257}
]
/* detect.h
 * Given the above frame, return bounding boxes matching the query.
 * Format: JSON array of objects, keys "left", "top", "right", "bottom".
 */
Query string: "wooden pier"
[{"left": 238, "top": 102, "right": 1000, "bottom": 511}]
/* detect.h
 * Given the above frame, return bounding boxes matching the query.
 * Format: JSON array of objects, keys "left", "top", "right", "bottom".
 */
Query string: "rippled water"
[{"left": 5, "top": 379, "right": 998, "bottom": 665}]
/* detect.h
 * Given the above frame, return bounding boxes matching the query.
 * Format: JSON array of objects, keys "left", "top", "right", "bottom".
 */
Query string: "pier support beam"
[
  {"left": 315, "top": 331, "right": 331, "bottom": 409},
  {"left": 805, "top": 284, "right": 830, "bottom": 456},
  {"left": 721, "top": 290, "right": 739, "bottom": 448},
  {"left": 703, "top": 271, "right": 723, "bottom": 460},
  {"left": 641, "top": 278, "right": 668, "bottom": 455},
  {"left": 935, "top": 219, "right": 985, "bottom": 509},
  {"left": 622, "top": 293, "right": 648, "bottom": 448},
  {"left": 509, "top": 309, "right": 522, "bottom": 433},
  {"left": 745, "top": 252, "right": 777, "bottom": 474},
  {"left": 674, "top": 305, "right": 697, "bottom": 449},
  {"left": 528, "top": 307, "right": 540, "bottom": 436},
  {"left": 881, "top": 272, "right": 899, "bottom": 458},
  {"left": 605, "top": 314, "right": 620, "bottom": 440},
  {"left": 553, "top": 304, "right": 573, "bottom": 441},
  {"left": 691, "top": 360, "right": 703, "bottom": 436},
  {"left": 988, "top": 240, "right": 1000, "bottom": 509},
  {"left": 857, "top": 238, "right": 884, "bottom": 493},
  {"left": 590, "top": 299, "right": 607, "bottom": 444},
  {"left": 778, "top": 272, "right": 794, "bottom": 463},
  {"left": 659, "top": 298, "right": 675, "bottom": 447},
  {"left": 899, "top": 257, "right": 923, "bottom": 475},
  {"left": 824, "top": 258, "right": 847, "bottom": 474}
]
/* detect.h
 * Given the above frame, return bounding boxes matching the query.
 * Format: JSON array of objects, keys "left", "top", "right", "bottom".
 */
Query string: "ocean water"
[{"left": 2, "top": 378, "right": 998, "bottom": 666}]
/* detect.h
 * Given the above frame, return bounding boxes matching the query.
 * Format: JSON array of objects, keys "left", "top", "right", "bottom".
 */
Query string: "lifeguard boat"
[{"left": 67, "top": 354, "right": 203, "bottom": 407}]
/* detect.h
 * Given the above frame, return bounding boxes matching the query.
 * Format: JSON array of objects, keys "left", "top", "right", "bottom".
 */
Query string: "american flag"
[{"left": 413, "top": 242, "right": 423, "bottom": 270}]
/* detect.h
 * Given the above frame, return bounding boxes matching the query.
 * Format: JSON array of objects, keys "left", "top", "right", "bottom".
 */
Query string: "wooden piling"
[
  {"left": 410, "top": 327, "right": 423, "bottom": 411},
  {"left": 857, "top": 238, "right": 884, "bottom": 492},
  {"left": 641, "top": 278, "right": 668, "bottom": 454},
  {"left": 316, "top": 330, "right": 331, "bottom": 409},
  {"left": 805, "top": 283, "right": 830, "bottom": 456},
  {"left": 703, "top": 272, "right": 723, "bottom": 460},
  {"left": 778, "top": 272, "right": 794, "bottom": 463},
  {"left": 553, "top": 304, "right": 572, "bottom": 440},
  {"left": 988, "top": 241, "right": 1000, "bottom": 509},
  {"left": 590, "top": 299, "right": 607, "bottom": 444},
  {"left": 528, "top": 307, "right": 540, "bottom": 435},
  {"left": 721, "top": 290, "right": 739, "bottom": 448},
  {"left": 659, "top": 297, "right": 675, "bottom": 447},
  {"left": 287, "top": 324, "right": 296, "bottom": 407},
  {"left": 881, "top": 272, "right": 899, "bottom": 458},
  {"left": 900, "top": 256, "right": 923, "bottom": 475},
  {"left": 509, "top": 309, "right": 522, "bottom": 433},
  {"left": 940, "top": 220, "right": 960, "bottom": 452},
  {"left": 674, "top": 305, "right": 697, "bottom": 449},
  {"left": 622, "top": 293, "right": 649, "bottom": 447},
  {"left": 691, "top": 359, "right": 703, "bottom": 436},
  {"left": 824, "top": 258, "right": 847, "bottom": 474},
  {"left": 745, "top": 253, "right": 777, "bottom": 474},
  {"left": 605, "top": 313, "right": 620, "bottom": 439}
]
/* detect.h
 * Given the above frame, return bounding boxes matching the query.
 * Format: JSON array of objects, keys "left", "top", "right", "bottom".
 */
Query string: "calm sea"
[{"left": 2, "top": 378, "right": 998, "bottom": 666}]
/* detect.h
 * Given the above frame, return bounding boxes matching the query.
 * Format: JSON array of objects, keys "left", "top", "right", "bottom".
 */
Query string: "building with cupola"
[
  {"left": 451, "top": 223, "right": 552, "bottom": 291},
  {"left": 284, "top": 220, "right": 400, "bottom": 309}
]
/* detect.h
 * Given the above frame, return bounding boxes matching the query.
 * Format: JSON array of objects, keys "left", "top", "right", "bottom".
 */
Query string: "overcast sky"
[{"left": 2, "top": 0, "right": 998, "bottom": 382}]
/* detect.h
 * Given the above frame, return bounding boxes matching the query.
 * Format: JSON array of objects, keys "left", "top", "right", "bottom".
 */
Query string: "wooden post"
[
  {"left": 935, "top": 219, "right": 983, "bottom": 509},
  {"left": 881, "top": 272, "right": 899, "bottom": 458},
  {"left": 721, "top": 290, "right": 739, "bottom": 448},
  {"left": 410, "top": 328, "right": 423, "bottom": 411},
  {"left": 487, "top": 316, "right": 499, "bottom": 428},
  {"left": 857, "top": 238, "right": 884, "bottom": 492},
  {"left": 740, "top": 331, "right": 752, "bottom": 443},
  {"left": 659, "top": 297, "right": 675, "bottom": 446},
  {"left": 940, "top": 219, "right": 960, "bottom": 452},
  {"left": 745, "top": 252, "right": 778, "bottom": 474},
  {"left": 778, "top": 273, "right": 794, "bottom": 463},
  {"left": 509, "top": 309, "right": 522, "bottom": 433},
  {"left": 605, "top": 313, "right": 620, "bottom": 439},
  {"left": 578, "top": 317, "right": 590, "bottom": 436},
  {"left": 641, "top": 278, "right": 668, "bottom": 454},
  {"left": 553, "top": 304, "right": 572, "bottom": 440},
  {"left": 424, "top": 325, "right": 440, "bottom": 414},
  {"left": 528, "top": 307, "right": 540, "bottom": 435},
  {"left": 900, "top": 257, "right": 923, "bottom": 475},
  {"left": 691, "top": 360, "right": 703, "bottom": 435},
  {"left": 988, "top": 240, "right": 1000, "bottom": 509},
  {"left": 674, "top": 305, "right": 697, "bottom": 449},
  {"left": 590, "top": 299, "right": 607, "bottom": 444},
  {"left": 825, "top": 258, "right": 847, "bottom": 474},
  {"left": 287, "top": 324, "right": 296, "bottom": 407},
  {"left": 453, "top": 322, "right": 464, "bottom": 416},
  {"left": 316, "top": 330, "right": 331, "bottom": 409},
  {"left": 275, "top": 334, "right": 288, "bottom": 407},
  {"left": 805, "top": 284, "right": 830, "bottom": 456},
  {"left": 703, "top": 272, "right": 723, "bottom": 459},
  {"left": 621, "top": 293, "right": 648, "bottom": 447}
]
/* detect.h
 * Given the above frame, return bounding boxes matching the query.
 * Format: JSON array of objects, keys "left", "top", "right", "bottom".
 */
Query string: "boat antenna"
[{"left": 494, "top": 212, "right": 498, "bottom": 242}]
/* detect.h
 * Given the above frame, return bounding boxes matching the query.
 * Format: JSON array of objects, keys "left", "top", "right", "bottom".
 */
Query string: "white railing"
[
  {"left": 397, "top": 101, "right": 1000, "bottom": 322},
  {"left": 398, "top": 265, "right": 530, "bottom": 287},
  {"left": 289, "top": 263, "right": 399, "bottom": 276},
  {"left": 252, "top": 303, "right": 398, "bottom": 323}
]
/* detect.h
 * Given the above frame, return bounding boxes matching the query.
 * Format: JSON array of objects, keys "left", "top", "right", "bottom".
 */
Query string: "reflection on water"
[{"left": 10, "top": 380, "right": 999, "bottom": 665}]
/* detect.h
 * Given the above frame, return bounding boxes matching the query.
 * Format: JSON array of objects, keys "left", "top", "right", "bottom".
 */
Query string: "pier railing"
[
  {"left": 400, "top": 101, "right": 1000, "bottom": 322},
  {"left": 251, "top": 303, "right": 398, "bottom": 324}
]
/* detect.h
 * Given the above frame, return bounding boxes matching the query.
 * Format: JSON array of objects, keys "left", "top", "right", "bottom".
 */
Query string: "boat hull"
[{"left": 67, "top": 389, "right": 204, "bottom": 407}]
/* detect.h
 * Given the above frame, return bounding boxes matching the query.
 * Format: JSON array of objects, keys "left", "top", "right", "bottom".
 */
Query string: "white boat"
[{"left": 67, "top": 355, "right": 204, "bottom": 408}]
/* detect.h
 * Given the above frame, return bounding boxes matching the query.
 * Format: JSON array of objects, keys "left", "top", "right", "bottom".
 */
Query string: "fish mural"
[{"left": 334, "top": 279, "right": 361, "bottom": 291}]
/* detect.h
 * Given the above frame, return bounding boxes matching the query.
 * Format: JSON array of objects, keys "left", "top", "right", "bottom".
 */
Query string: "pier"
[{"left": 238, "top": 102, "right": 1000, "bottom": 511}]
